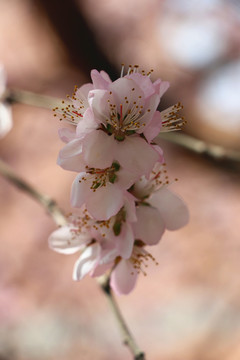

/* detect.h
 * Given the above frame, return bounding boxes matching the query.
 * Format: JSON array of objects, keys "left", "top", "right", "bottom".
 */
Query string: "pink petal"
[
  {"left": 76, "top": 108, "right": 98, "bottom": 137},
  {"left": 91, "top": 261, "right": 114, "bottom": 277},
  {"left": 88, "top": 89, "right": 110, "bottom": 124},
  {"left": 149, "top": 188, "right": 189, "bottom": 230},
  {"left": 126, "top": 72, "right": 155, "bottom": 98},
  {"left": 115, "top": 167, "right": 138, "bottom": 189},
  {"left": 151, "top": 145, "right": 164, "bottom": 164},
  {"left": 73, "top": 243, "right": 100, "bottom": 280},
  {"left": 86, "top": 183, "right": 125, "bottom": 220},
  {"left": 58, "top": 128, "right": 76, "bottom": 143},
  {"left": 91, "top": 69, "right": 111, "bottom": 90},
  {"left": 133, "top": 205, "right": 165, "bottom": 245},
  {"left": 110, "top": 77, "right": 145, "bottom": 113},
  {"left": 123, "top": 192, "right": 137, "bottom": 222},
  {"left": 134, "top": 94, "right": 160, "bottom": 135},
  {"left": 115, "top": 136, "right": 159, "bottom": 177},
  {"left": 143, "top": 110, "right": 162, "bottom": 142},
  {"left": 48, "top": 226, "right": 88, "bottom": 254},
  {"left": 76, "top": 83, "right": 93, "bottom": 98},
  {"left": 115, "top": 222, "right": 134, "bottom": 259},
  {"left": 72, "top": 83, "right": 93, "bottom": 109},
  {"left": 82, "top": 130, "right": 115, "bottom": 169},
  {"left": 99, "top": 70, "right": 112, "bottom": 83},
  {"left": 153, "top": 79, "right": 170, "bottom": 98},
  {"left": 58, "top": 139, "right": 86, "bottom": 172},
  {"left": 110, "top": 260, "right": 138, "bottom": 295}
]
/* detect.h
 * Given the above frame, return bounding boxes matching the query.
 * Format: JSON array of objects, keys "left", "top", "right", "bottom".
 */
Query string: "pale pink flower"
[
  {"left": 0, "top": 65, "right": 12, "bottom": 139},
  {"left": 49, "top": 223, "right": 115, "bottom": 280},
  {"left": 56, "top": 66, "right": 171, "bottom": 178},
  {"left": 53, "top": 70, "right": 112, "bottom": 125},
  {"left": 49, "top": 203, "right": 137, "bottom": 281},
  {"left": 110, "top": 242, "right": 159, "bottom": 295},
  {"left": 131, "top": 163, "right": 189, "bottom": 242},
  {"left": 71, "top": 168, "right": 136, "bottom": 220}
]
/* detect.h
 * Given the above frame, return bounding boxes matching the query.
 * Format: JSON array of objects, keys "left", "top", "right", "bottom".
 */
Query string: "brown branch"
[
  {"left": 157, "top": 132, "right": 240, "bottom": 163},
  {"left": 4, "top": 89, "right": 62, "bottom": 110},
  {"left": 99, "top": 275, "right": 145, "bottom": 360},
  {"left": 0, "top": 158, "right": 67, "bottom": 226}
]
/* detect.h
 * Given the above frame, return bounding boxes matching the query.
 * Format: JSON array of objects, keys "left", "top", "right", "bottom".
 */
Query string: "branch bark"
[
  {"left": 0, "top": 158, "right": 67, "bottom": 226},
  {"left": 99, "top": 275, "right": 145, "bottom": 360}
]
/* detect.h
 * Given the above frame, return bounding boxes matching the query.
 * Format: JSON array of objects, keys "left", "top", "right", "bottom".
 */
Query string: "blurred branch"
[
  {"left": 99, "top": 275, "right": 145, "bottom": 360},
  {"left": 4, "top": 88, "right": 240, "bottom": 165},
  {"left": 0, "top": 158, "right": 67, "bottom": 226},
  {"left": 0, "top": 158, "right": 144, "bottom": 359},
  {"left": 5, "top": 89, "right": 62, "bottom": 110},
  {"left": 158, "top": 132, "right": 240, "bottom": 163}
]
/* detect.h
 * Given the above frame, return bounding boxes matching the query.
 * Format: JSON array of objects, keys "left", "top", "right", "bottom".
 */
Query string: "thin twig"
[
  {"left": 0, "top": 158, "right": 145, "bottom": 358},
  {"left": 0, "top": 158, "right": 67, "bottom": 226},
  {"left": 157, "top": 132, "right": 240, "bottom": 162},
  {"left": 4, "top": 89, "right": 63, "bottom": 110},
  {"left": 99, "top": 275, "right": 145, "bottom": 360},
  {"left": 3, "top": 88, "right": 240, "bottom": 163}
]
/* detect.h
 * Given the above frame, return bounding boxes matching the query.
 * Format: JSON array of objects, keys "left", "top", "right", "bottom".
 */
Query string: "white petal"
[
  {"left": 149, "top": 188, "right": 189, "bottom": 230},
  {"left": 57, "top": 139, "right": 86, "bottom": 172},
  {"left": 48, "top": 226, "right": 88, "bottom": 254},
  {"left": 73, "top": 243, "right": 100, "bottom": 280},
  {"left": 86, "top": 183, "right": 124, "bottom": 220},
  {"left": 133, "top": 205, "right": 165, "bottom": 245},
  {"left": 115, "top": 136, "right": 159, "bottom": 177},
  {"left": 71, "top": 173, "right": 91, "bottom": 208},
  {"left": 82, "top": 130, "right": 115, "bottom": 169},
  {"left": 0, "top": 104, "right": 12, "bottom": 139},
  {"left": 110, "top": 260, "right": 138, "bottom": 295}
]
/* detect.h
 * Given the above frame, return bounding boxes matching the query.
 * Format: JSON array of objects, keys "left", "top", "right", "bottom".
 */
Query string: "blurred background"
[{"left": 0, "top": 0, "right": 240, "bottom": 359}]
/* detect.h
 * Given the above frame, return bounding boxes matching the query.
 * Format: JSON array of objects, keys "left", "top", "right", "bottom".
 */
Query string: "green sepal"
[
  {"left": 115, "top": 134, "right": 125, "bottom": 141},
  {"left": 113, "top": 221, "right": 121, "bottom": 236},
  {"left": 112, "top": 162, "right": 120, "bottom": 171},
  {"left": 109, "top": 174, "right": 117, "bottom": 184},
  {"left": 126, "top": 130, "right": 136, "bottom": 135},
  {"left": 106, "top": 123, "right": 113, "bottom": 134}
]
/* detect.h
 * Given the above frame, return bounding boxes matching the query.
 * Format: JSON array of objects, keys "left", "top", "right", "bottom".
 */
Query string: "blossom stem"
[
  {"left": 0, "top": 158, "right": 67, "bottom": 226},
  {"left": 99, "top": 275, "right": 145, "bottom": 360}
]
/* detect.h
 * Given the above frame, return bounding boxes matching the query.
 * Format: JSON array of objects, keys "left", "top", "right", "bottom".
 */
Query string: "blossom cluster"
[{"left": 49, "top": 65, "right": 189, "bottom": 294}]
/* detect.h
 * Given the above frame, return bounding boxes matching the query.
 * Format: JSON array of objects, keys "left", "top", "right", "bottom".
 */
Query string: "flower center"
[
  {"left": 104, "top": 91, "right": 149, "bottom": 140},
  {"left": 83, "top": 162, "right": 120, "bottom": 191}
]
